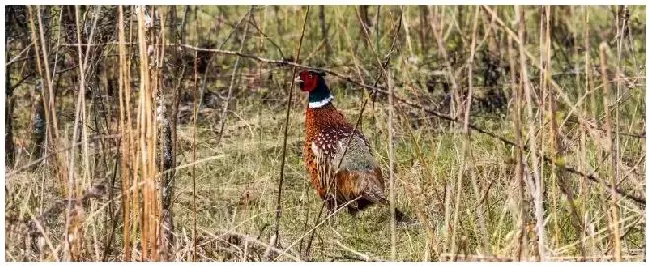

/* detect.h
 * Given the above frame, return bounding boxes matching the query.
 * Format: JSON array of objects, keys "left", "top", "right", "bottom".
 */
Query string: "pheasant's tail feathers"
[
  {"left": 379, "top": 199, "right": 415, "bottom": 226},
  {"left": 362, "top": 186, "right": 388, "bottom": 205},
  {"left": 393, "top": 208, "right": 415, "bottom": 226}
]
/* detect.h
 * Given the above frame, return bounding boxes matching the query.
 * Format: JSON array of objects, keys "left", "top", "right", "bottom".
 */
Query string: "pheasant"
[{"left": 295, "top": 70, "right": 407, "bottom": 222}]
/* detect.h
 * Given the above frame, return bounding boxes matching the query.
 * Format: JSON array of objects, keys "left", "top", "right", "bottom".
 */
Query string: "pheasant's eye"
[{"left": 308, "top": 74, "right": 313, "bottom": 79}]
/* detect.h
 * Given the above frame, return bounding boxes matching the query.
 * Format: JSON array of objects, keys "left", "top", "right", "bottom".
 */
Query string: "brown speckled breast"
[{"left": 304, "top": 103, "right": 351, "bottom": 199}]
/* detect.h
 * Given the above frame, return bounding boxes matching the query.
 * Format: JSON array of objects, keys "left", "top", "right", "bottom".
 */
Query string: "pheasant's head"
[{"left": 295, "top": 70, "right": 332, "bottom": 108}]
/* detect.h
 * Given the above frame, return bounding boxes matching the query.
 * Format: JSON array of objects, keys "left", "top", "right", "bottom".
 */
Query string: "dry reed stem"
[
  {"left": 383, "top": 7, "right": 401, "bottom": 264},
  {"left": 547, "top": 7, "right": 587, "bottom": 260},
  {"left": 613, "top": 6, "right": 627, "bottom": 261},
  {"left": 598, "top": 42, "right": 621, "bottom": 262},
  {"left": 128, "top": 6, "right": 140, "bottom": 260},
  {"left": 465, "top": 6, "right": 490, "bottom": 255},
  {"left": 387, "top": 68, "right": 396, "bottom": 260},
  {"left": 428, "top": 6, "right": 460, "bottom": 120},
  {"left": 191, "top": 8, "right": 199, "bottom": 261},
  {"left": 63, "top": 5, "right": 96, "bottom": 261},
  {"left": 216, "top": 7, "right": 253, "bottom": 144},
  {"left": 401, "top": 6, "right": 414, "bottom": 57},
  {"left": 163, "top": 9, "right": 186, "bottom": 257},
  {"left": 515, "top": 6, "right": 545, "bottom": 261},
  {"left": 507, "top": 34, "right": 526, "bottom": 260},
  {"left": 34, "top": 5, "right": 60, "bottom": 139},
  {"left": 160, "top": 7, "right": 178, "bottom": 260},
  {"left": 137, "top": 7, "right": 150, "bottom": 259},
  {"left": 116, "top": 6, "right": 135, "bottom": 261},
  {"left": 582, "top": 10, "right": 596, "bottom": 257},
  {"left": 449, "top": 120, "right": 463, "bottom": 257},
  {"left": 539, "top": 7, "right": 558, "bottom": 247},
  {"left": 150, "top": 8, "right": 163, "bottom": 261},
  {"left": 449, "top": 10, "right": 473, "bottom": 256},
  {"left": 536, "top": 12, "right": 547, "bottom": 252},
  {"left": 135, "top": 5, "right": 160, "bottom": 260},
  {"left": 27, "top": 5, "right": 67, "bottom": 196},
  {"left": 269, "top": 6, "right": 309, "bottom": 262}
]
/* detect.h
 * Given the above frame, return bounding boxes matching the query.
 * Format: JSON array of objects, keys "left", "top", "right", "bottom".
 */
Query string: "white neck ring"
[{"left": 308, "top": 95, "right": 333, "bottom": 108}]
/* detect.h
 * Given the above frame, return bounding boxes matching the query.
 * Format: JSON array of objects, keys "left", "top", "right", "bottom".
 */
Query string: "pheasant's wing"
[{"left": 311, "top": 127, "right": 372, "bottom": 193}]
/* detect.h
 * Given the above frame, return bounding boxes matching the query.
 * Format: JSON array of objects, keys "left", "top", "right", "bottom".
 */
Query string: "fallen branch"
[{"left": 200, "top": 229, "right": 301, "bottom": 262}]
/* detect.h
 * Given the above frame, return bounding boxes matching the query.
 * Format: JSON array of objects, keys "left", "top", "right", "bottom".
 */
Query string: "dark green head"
[{"left": 296, "top": 70, "right": 332, "bottom": 108}]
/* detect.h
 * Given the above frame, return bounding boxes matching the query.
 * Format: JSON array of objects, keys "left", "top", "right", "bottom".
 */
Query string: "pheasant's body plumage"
[
  {"left": 296, "top": 70, "right": 405, "bottom": 220},
  {"left": 304, "top": 103, "right": 387, "bottom": 213}
]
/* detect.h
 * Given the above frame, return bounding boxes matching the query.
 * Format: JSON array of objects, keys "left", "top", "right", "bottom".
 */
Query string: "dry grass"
[{"left": 4, "top": 5, "right": 646, "bottom": 262}]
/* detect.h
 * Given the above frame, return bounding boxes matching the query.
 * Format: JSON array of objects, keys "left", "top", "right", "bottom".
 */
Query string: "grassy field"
[{"left": 4, "top": 5, "right": 646, "bottom": 261}]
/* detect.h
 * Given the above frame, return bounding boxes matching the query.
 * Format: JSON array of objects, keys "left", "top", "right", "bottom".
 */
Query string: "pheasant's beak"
[{"left": 294, "top": 77, "right": 304, "bottom": 84}]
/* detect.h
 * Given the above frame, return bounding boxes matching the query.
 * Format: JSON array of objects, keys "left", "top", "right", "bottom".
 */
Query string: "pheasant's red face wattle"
[{"left": 297, "top": 70, "right": 318, "bottom": 92}]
